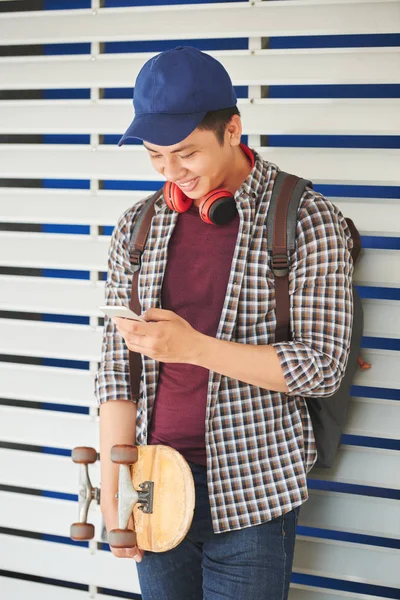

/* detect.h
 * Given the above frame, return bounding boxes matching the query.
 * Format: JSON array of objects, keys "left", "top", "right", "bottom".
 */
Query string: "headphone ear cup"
[
  {"left": 199, "top": 189, "right": 236, "bottom": 225},
  {"left": 164, "top": 181, "right": 192, "bottom": 213}
]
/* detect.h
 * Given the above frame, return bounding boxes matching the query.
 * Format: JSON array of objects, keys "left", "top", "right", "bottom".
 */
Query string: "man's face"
[{"left": 143, "top": 127, "right": 235, "bottom": 201}]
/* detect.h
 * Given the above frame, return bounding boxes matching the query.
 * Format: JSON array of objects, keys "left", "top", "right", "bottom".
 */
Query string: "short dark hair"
[{"left": 197, "top": 106, "right": 241, "bottom": 145}]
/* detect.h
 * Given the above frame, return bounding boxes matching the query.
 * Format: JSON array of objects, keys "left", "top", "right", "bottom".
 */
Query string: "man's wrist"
[{"left": 189, "top": 330, "right": 210, "bottom": 367}]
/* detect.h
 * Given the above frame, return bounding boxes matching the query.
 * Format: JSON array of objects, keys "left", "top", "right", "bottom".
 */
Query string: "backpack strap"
[
  {"left": 128, "top": 189, "right": 163, "bottom": 402},
  {"left": 267, "top": 172, "right": 312, "bottom": 343}
]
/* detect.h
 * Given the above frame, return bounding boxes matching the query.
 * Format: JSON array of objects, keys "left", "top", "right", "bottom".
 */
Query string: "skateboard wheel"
[
  {"left": 110, "top": 445, "right": 139, "bottom": 465},
  {"left": 70, "top": 522, "right": 95, "bottom": 541},
  {"left": 109, "top": 529, "right": 137, "bottom": 549},
  {"left": 71, "top": 447, "right": 97, "bottom": 464}
]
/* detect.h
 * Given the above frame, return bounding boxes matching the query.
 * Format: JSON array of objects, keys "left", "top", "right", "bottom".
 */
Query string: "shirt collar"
[{"left": 234, "top": 149, "right": 269, "bottom": 205}]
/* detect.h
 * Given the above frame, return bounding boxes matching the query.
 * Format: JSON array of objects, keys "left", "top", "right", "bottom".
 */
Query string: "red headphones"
[{"left": 163, "top": 143, "right": 255, "bottom": 226}]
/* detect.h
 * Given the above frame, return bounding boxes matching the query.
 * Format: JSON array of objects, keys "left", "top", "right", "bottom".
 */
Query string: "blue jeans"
[{"left": 136, "top": 461, "right": 299, "bottom": 600}]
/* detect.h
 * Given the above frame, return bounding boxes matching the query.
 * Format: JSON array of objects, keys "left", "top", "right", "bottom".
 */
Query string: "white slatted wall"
[{"left": 0, "top": 1, "right": 399, "bottom": 599}]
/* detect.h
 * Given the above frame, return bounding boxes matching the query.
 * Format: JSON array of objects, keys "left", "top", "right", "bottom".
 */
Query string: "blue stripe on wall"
[
  {"left": 42, "top": 313, "right": 90, "bottom": 325},
  {"left": 43, "top": 43, "right": 90, "bottom": 55},
  {"left": 267, "top": 135, "right": 400, "bottom": 149},
  {"left": 105, "top": 0, "right": 243, "bottom": 5},
  {"left": 269, "top": 84, "right": 400, "bottom": 98},
  {"left": 41, "top": 225, "right": 90, "bottom": 234},
  {"left": 43, "top": 89, "right": 91, "bottom": 99},
  {"left": 296, "top": 526, "right": 400, "bottom": 550},
  {"left": 41, "top": 268, "right": 90, "bottom": 279},
  {"left": 270, "top": 33, "right": 400, "bottom": 49},
  {"left": 41, "top": 358, "right": 90, "bottom": 369},
  {"left": 351, "top": 385, "right": 400, "bottom": 401},
  {"left": 42, "top": 179, "right": 90, "bottom": 189},
  {"left": 307, "top": 478, "right": 400, "bottom": 500},
  {"left": 103, "top": 38, "right": 248, "bottom": 53},
  {"left": 314, "top": 184, "right": 400, "bottom": 199},
  {"left": 362, "top": 337, "right": 400, "bottom": 352}
]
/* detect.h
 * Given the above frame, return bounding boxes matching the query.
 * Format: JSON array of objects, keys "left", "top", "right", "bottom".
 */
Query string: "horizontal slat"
[
  {"left": 345, "top": 398, "right": 400, "bottom": 439},
  {"left": 0, "top": 363, "right": 96, "bottom": 407},
  {"left": 0, "top": 232, "right": 110, "bottom": 271},
  {"left": 0, "top": 492, "right": 104, "bottom": 542},
  {"left": 1, "top": 189, "right": 399, "bottom": 238},
  {"left": 0, "top": 535, "right": 140, "bottom": 594},
  {"left": 1, "top": 232, "right": 399, "bottom": 287},
  {"left": 2, "top": 1, "right": 398, "bottom": 45},
  {"left": 0, "top": 188, "right": 140, "bottom": 226},
  {"left": 308, "top": 445, "right": 400, "bottom": 488},
  {"left": 361, "top": 299, "right": 400, "bottom": 339},
  {"left": 2, "top": 395, "right": 397, "bottom": 450},
  {"left": 2, "top": 483, "right": 398, "bottom": 542},
  {"left": 1, "top": 98, "right": 399, "bottom": 136},
  {"left": 0, "top": 406, "right": 99, "bottom": 449},
  {"left": 293, "top": 536, "right": 400, "bottom": 588},
  {"left": 1, "top": 532, "right": 398, "bottom": 590},
  {"left": 0, "top": 578, "right": 90, "bottom": 600},
  {"left": 0, "top": 319, "right": 102, "bottom": 361},
  {"left": 331, "top": 197, "right": 400, "bottom": 237},
  {"left": 0, "top": 276, "right": 106, "bottom": 316},
  {"left": 0, "top": 348, "right": 395, "bottom": 407},
  {"left": 1, "top": 48, "right": 398, "bottom": 90},
  {"left": 1, "top": 145, "right": 398, "bottom": 185},
  {"left": 354, "top": 249, "right": 400, "bottom": 288},
  {"left": 300, "top": 490, "right": 400, "bottom": 539},
  {"left": 1, "top": 442, "right": 397, "bottom": 494},
  {"left": 0, "top": 448, "right": 100, "bottom": 494}
]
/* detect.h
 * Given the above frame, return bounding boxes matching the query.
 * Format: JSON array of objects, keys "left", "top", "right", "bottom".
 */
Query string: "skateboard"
[{"left": 70, "top": 444, "right": 196, "bottom": 552}]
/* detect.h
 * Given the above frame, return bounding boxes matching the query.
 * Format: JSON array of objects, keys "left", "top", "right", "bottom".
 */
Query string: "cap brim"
[{"left": 118, "top": 111, "right": 208, "bottom": 147}]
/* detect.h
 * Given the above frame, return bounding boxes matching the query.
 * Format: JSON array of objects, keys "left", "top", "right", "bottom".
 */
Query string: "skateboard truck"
[
  {"left": 114, "top": 465, "right": 154, "bottom": 530},
  {"left": 78, "top": 461, "right": 100, "bottom": 521},
  {"left": 70, "top": 447, "right": 99, "bottom": 541},
  {"left": 108, "top": 444, "right": 149, "bottom": 549}
]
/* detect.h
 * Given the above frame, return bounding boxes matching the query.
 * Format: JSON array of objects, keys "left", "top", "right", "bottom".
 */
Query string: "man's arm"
[
  {"left": 94, "top": 205, "right": 145, "bottom": 560},
  {"left": 99, "top": 400, "right": 144, "bottom": 561},
  {"left": 99, "top": 400, "right": 136, "bottom": 516},
  {"left": 192, "top": 337, "right": 289, "bottom": 392},
  {"left": 194, "top": 193, "right": 354, "bottom": 396}
]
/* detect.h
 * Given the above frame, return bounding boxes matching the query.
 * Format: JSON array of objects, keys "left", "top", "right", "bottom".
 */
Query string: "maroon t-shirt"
[{"left": 148, "top": 205, "right": 240, "bottom": 465}]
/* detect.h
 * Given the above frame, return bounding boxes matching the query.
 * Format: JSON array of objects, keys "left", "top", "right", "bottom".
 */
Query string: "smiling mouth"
[{"left": 176, "top": 178, "right": 199, "bottom": 191}]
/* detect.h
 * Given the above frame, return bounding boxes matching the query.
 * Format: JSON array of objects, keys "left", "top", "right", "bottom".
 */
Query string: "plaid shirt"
[{"left": 95, "top": 150, "right": 353, "bottom": 534}]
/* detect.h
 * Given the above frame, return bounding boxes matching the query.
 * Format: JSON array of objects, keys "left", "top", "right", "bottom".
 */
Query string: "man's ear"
[{"left": 226, "top": 114, "right": 242, "bottom": 146}]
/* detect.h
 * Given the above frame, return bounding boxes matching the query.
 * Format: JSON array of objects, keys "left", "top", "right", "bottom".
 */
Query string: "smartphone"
[{"left": 99, "top": 305, "right": 145, "bottom": 322}]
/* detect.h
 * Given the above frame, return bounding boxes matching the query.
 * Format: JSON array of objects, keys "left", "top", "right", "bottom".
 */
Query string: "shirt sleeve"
[
  {"left": 271, "top": 190, "right": 354, "bottom": 398},
  {"left": 94, "top": 205, "right": 139, "bottom": 407}
]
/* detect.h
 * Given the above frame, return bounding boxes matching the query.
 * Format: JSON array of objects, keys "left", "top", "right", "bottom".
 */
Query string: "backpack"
[
  {"left": 127, "top": 173, "right": 370, "bottom": 469},
  {"left": 267, "top": 172, "right": 368, "bottom": 469}
]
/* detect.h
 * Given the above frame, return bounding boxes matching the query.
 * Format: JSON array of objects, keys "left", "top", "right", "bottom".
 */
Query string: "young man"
[{"left": 95, "top": 46, "right": 353, "bottom": 599}]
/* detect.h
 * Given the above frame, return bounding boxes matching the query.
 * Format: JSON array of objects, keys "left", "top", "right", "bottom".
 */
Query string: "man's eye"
[{"left": 181, "top": 152, "right": 196, "bottom": 159}]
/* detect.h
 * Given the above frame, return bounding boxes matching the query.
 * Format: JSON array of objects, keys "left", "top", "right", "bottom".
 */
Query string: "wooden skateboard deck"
[{"left": 131, "top": 444, "right": 195, "bottom": 552}]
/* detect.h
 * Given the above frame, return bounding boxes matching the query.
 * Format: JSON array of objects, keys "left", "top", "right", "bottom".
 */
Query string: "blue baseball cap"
[{"left": 118, "top": 46, "right": 237, "bottom": 147}]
